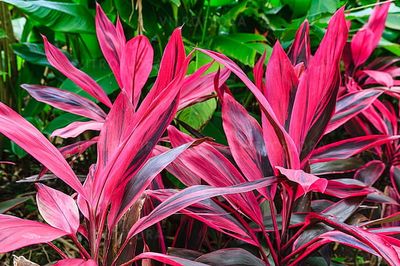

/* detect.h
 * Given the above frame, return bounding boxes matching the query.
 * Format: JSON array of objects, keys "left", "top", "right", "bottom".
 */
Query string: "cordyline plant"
[
  {"left": 151, "top": 5, "right": 400, "bottom": 265},
  {"left": 0, "top": 4, "right": 266, "bottom": 266}
]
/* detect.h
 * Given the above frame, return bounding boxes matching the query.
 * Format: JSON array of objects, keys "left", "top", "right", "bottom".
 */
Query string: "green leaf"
[
  {"left": 12, "top": 43, "right": 49, "bottom": 66},
  {"left": 3, "top": 0, "right": 94, "bottom": 33},
  {"left": 209, "top": 0, "right": 237, "bottom": 7},
  {"left": 60, "top": 59, "right": 118, "bottom": 102},
  {"left": 380, "top": 37, "right": 400, "bottom": 56},
  {"left": 307, "top": 0, "right": 339, "bottom": 17},
  {"left": 281, "top": 0, "right": 312, "bottom": 17},
  {"left": 386, "top": 13, "right": 400, "bottom": 30},
  {"left": 212, "top": 33, "right": 270, "bottom": 66},
  {"left": 44, "top": 113, "right": 86, "bottom": 135},
  {"left": 0, "top": 197, "right": 30, "bottom": 214},
  {"left": 0, "top": 28, "right": 7, "bottom": 39},
  {"left": 177, "top": 98, "right": 217, "bottom": 132}
]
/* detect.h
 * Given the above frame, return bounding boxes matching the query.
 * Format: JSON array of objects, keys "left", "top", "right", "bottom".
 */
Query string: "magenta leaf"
[
  {"left": 198, "top": 48, "right": 300, "bottom": 169},
  {"left": 326, "top": 89, "right": 382, "bottom": 134},
  {"left": 0, "top": 102, "right": 85, "bottom": 196},
  {"left": 222, "top": 92, "right": 273, "bottom": 182},
  {"left": 265, "top": 41, "right": 299, "bottom": 128},
  {"left": 22, "top": 84, "right": 106, "bottom": 121},
  {"left": 128, "top": 252, "right": 207, "bottom": 266},
  {"left": 288, "top": 21, "right": 311, "bottom": 66},
  {"left": 124, "top": 177, "right": 277, "bottom": 242},
  {"left": 0, "top": 214, "right": 66, "bottom": 253},
  {"left": 311, "top": 135, "right": 399, "bottom": 163},
  {"left": 289, "top": 8, "right": 348, "bottom": 156},
  {"left": 51, "top": 121, "right": 103, "bottom": 138},
  {"left": 195, "top": 248, "right": 264, "bottom": 266},
  {"left": 276, "top": 167, "right": 328, "bottom": 197},
  {"left": 351, "top": 2, "right": 390, "bottom": 67},
  {"left": 36, "top": 183, "right": 79, "bottom": 235},
  {"left": 43, "top": 36, "right": 112, "bottom": 107},
  {"left": 95, "top": 3, "right": 125, "bottom": 88},
  {"left": 120, "top": 36, "right": 153, "bottom": 108},
  {"left": 53, "top": 259, "right": 97, "bottom": 266}
]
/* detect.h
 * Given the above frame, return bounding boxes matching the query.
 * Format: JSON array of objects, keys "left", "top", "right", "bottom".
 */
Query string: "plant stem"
[
  {"left": 201, "top": 0, "right": 210, "bottom": 45},
  {"left": 70, "top": 235, "right": 91, "bottom": 259},
  {"left": 47, "top": 242, "right": 68, "bottom": 259}
]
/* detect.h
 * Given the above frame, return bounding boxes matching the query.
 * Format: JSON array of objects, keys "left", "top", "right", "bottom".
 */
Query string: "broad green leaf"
[
  {"left": 386, "top": 13, "right": 400, "bottom": 30},
  {"left": 178, "top": 99, "right": 217, "bottom": 132},
  {"left": 12, "top": 43, "right": 49, "bottom": 66},
  {"left": 307, "top": 0, "right": 339, "bottom": 17},
  {"left": 212, "top": 33, "right": 270, "bottom": 66},
  {"left": 209, "top": 0, "right": 237, "bottom": 7},
  {"left": 3, "top": 0, "right": 94, "bottom": 33},
  {"left": 380, "top": 37, "right": 400, "bottom": 56},
  {"left": 281, "top": 0, "right": 312, "bottom": 17},
  {"left": 44, "top": 113, "right": 86, "bottom": 135}
]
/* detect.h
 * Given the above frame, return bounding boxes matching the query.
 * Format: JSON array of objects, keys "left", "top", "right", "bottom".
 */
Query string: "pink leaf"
[
  {"left": 222, "top": 92, "right": 273, "bottom": 183},
  {"left": 276, "top": 167, "right": 328, "bottom": 197},
  {"left": 0, "top": 214, "right": 66, "bottom": 253},
  {"left": 179, "top": 66, "right": 230, "bottom": 110},
  {"left": 120, "top": 36, "right": 153, "bottom": 108},
  {"left": 326, "top": 89, "right": 382, "bottom": 134},
  {"left": 148, "top": 27, "right": 186, "bottom": 102},
  {"left": 351, "top": 2, "right": 390, "bottom": 67},
  {"left": 311, "top": 135, "right": 399, "bottom": 163},
  {"left": 363, "top": 70, "right": 394, "bottom": 87},
  {"left": 125, "top": 178, "right": 277, "bottom": 242},
  {"left": 51, "top": 121, "right": 103, "bottom": 138},
  {"left": 0, "top": 102, "right": 85, "bottom": 196},
  {"left": 265, "top": 41, "right": 299, "bottom": 128},
  {"left": 43, "top": 36, "right": 112, "bottom": 107},
  {"left": 36, "top": 183, "right": 79, "bottom": 235},
  {"left": 95, "top": 3, "right": 125, "bottom": 88},
  {"left": 54, "top": 259, "right": 97, "bottom": 266},
  {"left": 288, "top": 21, "right": 311, "bottom": 67},
  {"left": 289, "top": 8, "right": 348, "bottom": 154},
  {"left": 128, "top": 252, "right": 207, "bottom": 266},
  {"left": 22, "top": 84, "right": 106, "bottom": 121}
]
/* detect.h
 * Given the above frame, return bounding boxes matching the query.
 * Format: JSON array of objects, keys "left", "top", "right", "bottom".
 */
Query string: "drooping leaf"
[
  {"left": 0, "top": 102, "right": 85, "bottom": 196},
  {"left": 0, "top": 214, "right": 66, "bottom": 253},
  {"left": 22, "top": 84, "right": 106, "bottom": 122},
  {"left": 2, "top": 0, "right": 94, "bottom": 33},
  {"left": 311, "top": 135, "right": 399, "bottom": 163},
  {"left": 276, "top": 167, "right": 328, "bottom": 197},
  {"left": 51, "top": 121, "right": 103, "bottom": 138},
  {"left": 125, "top": 177, "right": 277, "bottom": 242},
  {"left": 326, "top": 89, "right": 382, "bottom": 134},
  {"left": 43, "top": 36, "right": 112, "bottom": 107}
]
